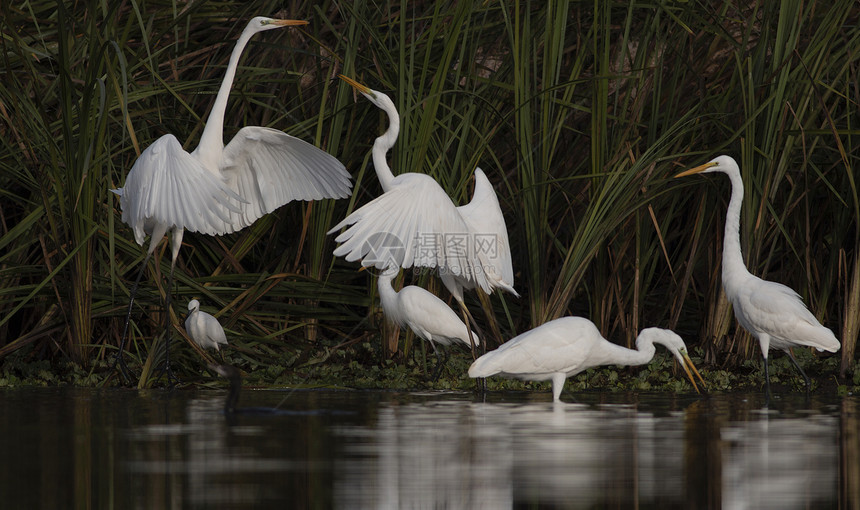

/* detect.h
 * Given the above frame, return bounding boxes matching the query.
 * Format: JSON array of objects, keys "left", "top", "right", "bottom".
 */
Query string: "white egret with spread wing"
[
  {"left": 675, "top": 155, "right": 839, "bottom": 399},
  {"left": 377, "top": 267, "right": 479, "bottom": 379},
  {"left": 111, "top": 17, "right": 352, "bottom": 381},
  {"left": 468, "top": 316, "right": 705, "bottom": 402},
  {"left": 330, "top": 75, "right": 517, "bottom": 353}
]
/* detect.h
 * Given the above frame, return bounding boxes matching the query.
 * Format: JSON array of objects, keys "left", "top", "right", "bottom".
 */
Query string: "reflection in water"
[
  {"left": 334, "top": 399, "right": 692, "bottom": 508},
  {"left": 721, "top": 412, "right": 838, "bottom": 510},
  {"left": 0, "top": 389, "right": 851, "bottom": 508}
]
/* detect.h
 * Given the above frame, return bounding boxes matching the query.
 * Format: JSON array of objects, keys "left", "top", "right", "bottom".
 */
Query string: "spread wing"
[
  {"left": 329, "top": 173, "right": 491, "bottom": 293},
  {"left": 220, "top": 126, "right": 352, "bottom": 230},
  {"left": 116, "top": 134, "right": 243, "bottom": 245},
  {"left": 456, "top": 168, "right": 517, "bottom": 296}
]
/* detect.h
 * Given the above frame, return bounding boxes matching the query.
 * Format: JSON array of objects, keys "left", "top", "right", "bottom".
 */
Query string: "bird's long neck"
[
  {"left": 376, "top": 271, "right": 402, "bottom": 325},
  {"left": 601, "top": 338, "right": 656, "bottom": 367},
  {"left": 193, "top": 28, "right": 256, "bottom": 170},
  {"left": 721, "top": 168, "right": 751, "bottom": 290},
  {"left": 373, "top": 104, "right": 400, "bottom": 192}
]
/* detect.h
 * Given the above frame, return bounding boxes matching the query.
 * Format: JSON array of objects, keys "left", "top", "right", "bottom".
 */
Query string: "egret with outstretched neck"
[
  {"left": 111, "top": 17, "right": 352, "bottom": 382},
  {"left": 675, "top": 155, "right": 839, "bottom": 400},
  {"left": 469, "top": 317, "right": 705, "bottom": 402}
]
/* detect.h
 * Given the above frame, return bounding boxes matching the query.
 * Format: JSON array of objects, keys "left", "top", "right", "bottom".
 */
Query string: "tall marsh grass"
[{"left": 0, "top": 0, "right": 857, "bottom": 385}]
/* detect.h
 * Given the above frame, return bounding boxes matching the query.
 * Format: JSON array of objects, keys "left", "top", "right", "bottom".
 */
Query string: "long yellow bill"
[
  {"left": 339, "top": 74, "right": 373, "bottom": 95},
  {"left": 680, "top": 351, "right": 707, "bottom": 393},
  {"left": 267, "top": 19, "right": 309, "bottom": 27},
  {"left": 674, "top": 161, "right": 717, "bottom": 178}
]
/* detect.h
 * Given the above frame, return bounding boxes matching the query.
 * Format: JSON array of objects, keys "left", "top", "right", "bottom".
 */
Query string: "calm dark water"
[{"left": 0, "top": 386, "right": 853, "bottom": 509}]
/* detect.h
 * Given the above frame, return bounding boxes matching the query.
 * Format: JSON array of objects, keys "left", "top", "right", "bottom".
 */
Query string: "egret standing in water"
[
  {"left": 330, "top": 75, "right": 517, "bottom": 353},
  {"left": 468, "top": 317, "right": 704, "bottom": 402},
  {"left": 185, "top": 300, "right": 228, "bottom": 359},
  {"left": 675, "top": 155, "right": 839, "bottom": 399},
  {"left": 376, "top": 267, "right": 479, "bottom": 379},
  {"left": 112, "top": 17, "right": 352, "bottom": 382}
]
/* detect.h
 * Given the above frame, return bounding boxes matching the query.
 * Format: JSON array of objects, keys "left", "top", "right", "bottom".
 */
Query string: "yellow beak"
[
  {"left": 674, "top": 161, "right": 717, "bottom": 178},
  {"left": 339, "top": 74, "right": 373, "bottom": 96},
  {"left": 266, "top": 19, "right": 309, "bottom": 27},
  {"left": 680, "top": 352, "right": 707, "bottom": 393}
]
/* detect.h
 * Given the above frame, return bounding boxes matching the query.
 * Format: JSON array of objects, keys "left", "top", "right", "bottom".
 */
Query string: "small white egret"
[
  {"left": 377, "top": 267, "right": 479, "bottom": 379},
  {"left": 468, "top": 316, "right": 704, "bottom": 402},
  {"left": 111, "top": 17, "right": 352, "bottom": 381},
  {"left": 675, "top": 155, "right": 839, "bottom": 398},
  {"left": 330, "top": 75, "right": 517, "bottom": 352},
  {"left": 185, "top": 299, "right": 228, "bottom": 356}
]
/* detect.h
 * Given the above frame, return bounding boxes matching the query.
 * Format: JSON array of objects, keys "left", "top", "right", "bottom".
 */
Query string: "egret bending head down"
[{"left": 469, "top": 317, "right": 704, "bottom": 402}]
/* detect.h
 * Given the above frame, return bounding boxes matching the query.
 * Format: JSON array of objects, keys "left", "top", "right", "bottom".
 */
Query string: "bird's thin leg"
[
  {"left": 551, "top": 373, "right": 566, "bottom": 402},
  {"left": 457, "top": 300, "right": 488, "bottom": 359},
  {"left": 429, "top": 342, "right": 445, "bottom": 382},
  {"left": 785, "top": 349, "right": 811, "bottom": 395},
  {"left": 456, "top": 301, "right": 487, "bottom": 393},
  {"left": 160, "top": 230, "right": 184, "bottom": 387},
  {"left": 158, "top": 258, "right": 180, "bottom": 387},
  {"left": 475, "top": 289, "right": 503, "bottom": 350},
  {"left": 111, "top": 250, "right": 152, "bottom": 382}
]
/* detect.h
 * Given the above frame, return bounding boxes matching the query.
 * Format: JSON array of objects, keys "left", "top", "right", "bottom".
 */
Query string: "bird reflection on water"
[{"left": 208, "top": 364, "right": 350, "bottom": 420}]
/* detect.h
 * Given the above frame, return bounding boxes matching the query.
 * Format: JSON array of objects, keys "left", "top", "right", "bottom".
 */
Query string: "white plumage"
[
  {"left": 115, "top": 17, "right": 352, "bottom": 256},
  {"left": 377, "top": 268, "right": 478, "bottom": 375},
  {"left": 469, "top": 316, "right": 704, "bottom": 402},
  {"left": 330, "top": 76, "right": 516, "bottom": 298},
  {"left": 185, "top": 299, "right": 228, "bottom": 352},
  {"left": 111, "top": 17, "right": 352, "bottom": 380},
  {"left": 675, "top": 155, "right": 839, "bottom": 397}
]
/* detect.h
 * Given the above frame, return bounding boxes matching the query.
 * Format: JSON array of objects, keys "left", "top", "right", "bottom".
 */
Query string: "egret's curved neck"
[
  {"left": 613, "top": 338, "right": 656, "bottom": 367},
  {"left": 721, "top": 168, "right": 750, "bottom": 287},
  {"left": 194, "top": 28, "right": 257, "bottom": 169},
  {"left": 373, "top": 103, "right": 400, "bottom": 191},
  {"left": 377, "top": 271, "right": 402, "bottom": 325}
]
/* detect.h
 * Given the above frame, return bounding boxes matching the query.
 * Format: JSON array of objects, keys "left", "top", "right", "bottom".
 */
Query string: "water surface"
[{"left": 0, "top": 387, "right": 853, "bottom": 508}]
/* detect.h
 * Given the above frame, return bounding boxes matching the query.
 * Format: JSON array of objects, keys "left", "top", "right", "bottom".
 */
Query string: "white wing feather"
[
  {"left": 329, "top": 174, "right": 492, "bottom": 293},
  {"left": 469, "top": 317, "right": 600, "bottom": 377},
  {"left": 117, "top": 134, "right": 244, "bottom": 244},
  {"left": 220, "top": 126, "right": 352, "bottom": 230},
  {"left": 456, "top": 168, "right": 517, "bottom": 295}
]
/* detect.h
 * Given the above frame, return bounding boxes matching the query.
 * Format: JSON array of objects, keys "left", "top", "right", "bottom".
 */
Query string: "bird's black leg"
[
  {"left": 785, "top": 349, "right": 811, "bottom": 396},
  {"left": 160, "top": 261, "right": 180, "bottom": 387},
  {"left": 430, "top": 342, "right": 445, "bottom": 382},
  {"left": 111, "top": 251, "right": 152, "bottom": 383}
]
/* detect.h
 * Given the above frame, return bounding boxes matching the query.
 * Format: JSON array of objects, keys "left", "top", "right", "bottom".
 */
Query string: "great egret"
[
  {"left": 330, "top": 75, "right": 517, "bottom": 353},
  {"left": 111, "top": 17, "right": 352, "bottom": 381},
  {"left": 675, "top": 155, "right": 839, "bottom": 398},
  {"left": 185, "top": 299, "right": 228, "bottom": 356},
  {"left": 377, "top": 267, "right": 479, "bottom": 379},
  {"left": 468, "top": 316, "right": 705, "bottom": 402}
]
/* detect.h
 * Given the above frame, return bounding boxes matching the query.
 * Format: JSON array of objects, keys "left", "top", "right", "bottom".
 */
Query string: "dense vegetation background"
[{"left": 0, "top": 0, "right": 857, "bottom": 389}]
